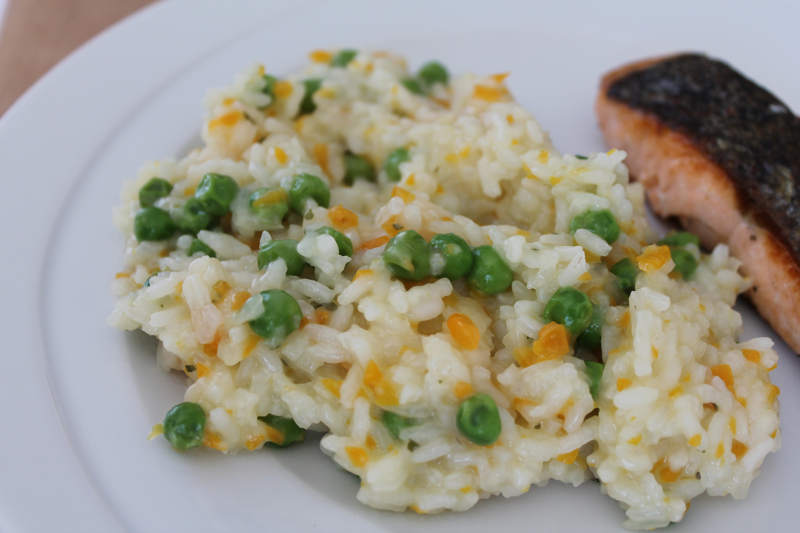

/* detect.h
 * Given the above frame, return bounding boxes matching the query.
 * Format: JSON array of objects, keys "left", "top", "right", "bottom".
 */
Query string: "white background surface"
[{"left": 0, "top": 1, "right": 798, "bottom": 532}]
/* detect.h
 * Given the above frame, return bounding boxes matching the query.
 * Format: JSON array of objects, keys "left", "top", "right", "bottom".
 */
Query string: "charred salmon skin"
[{"left": 596, "top": 53, "right": 800, "bottom": 353}]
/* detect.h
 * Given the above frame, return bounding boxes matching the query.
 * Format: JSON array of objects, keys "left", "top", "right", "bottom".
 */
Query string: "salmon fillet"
[{"left": 596, "top": 54, "right": 800, "bottom": 353}]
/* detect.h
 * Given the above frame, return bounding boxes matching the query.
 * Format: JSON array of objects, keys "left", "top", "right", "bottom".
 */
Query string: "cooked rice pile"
[{"left": 109, "top": 50, "right": 780, "bottom": 529}]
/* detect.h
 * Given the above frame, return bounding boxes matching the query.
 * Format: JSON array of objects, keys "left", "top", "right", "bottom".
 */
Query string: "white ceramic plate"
[{"left": 1, "top": 1, "right": 798, "bottom": 531}]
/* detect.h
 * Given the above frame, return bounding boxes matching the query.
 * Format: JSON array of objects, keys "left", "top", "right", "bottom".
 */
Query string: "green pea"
[
  {"left": 576, "top": 305, "right": 604, "bottom": 350},
  {"left": 343, "top": 152, "right": 376, "bottom": 185},
  {"left": 418, "top": 61, "right": 449, "bottom": 87},
  {"left": 382, "top": 230, "right": 431, "bottom": 280},
  {"left": 468, "top": 246, "right": 513, "bottom": 295},
  {"left": 174, "top": 197, "right": 213, "bottom": 234},
  {"left": 257, "top": 239, "right": 305, "bottom": 275},
  {"left": 383, "top": 147, "right": 410, "bottom": 182},
  {"left": 610, "top": 258, "right": 638, "bottom": 295},
  {"left": 249, "top": 187, "right": 289, "bottom": 229},
  {"left": 330, "top": 49, "right": 357, "bottom": 67},
  {"left": 456, "top": 393, "right": 501, "bottom": 446},
  {"left": 261, "top": 74, "right": 278, "bottom": 100},
  {"left": 658, "top": 231, "right": 700, "bottom": 247},
  {"left": 134, "top": 206, "right": 176, "bottom": 241},
  {"left": 188, "top": 239, "right": 216, "bottom": 257},
  {"left": 543, "top": 287, "right": 593, "bottom": 335},
  {"left": 430, "top": 233, "right": 473, "bottom": 279},
  {"left": 381, "top": 411, "right": 417, "bottom": 440},
  {"left": 298, "top": 78, "right": 322, "bottom": 115},
  {"left": 401, "top": 78, "right": 424, "bottom": 95},
  {"left": 138, "top": 177, "right": 173, "bottom": 207},
  {"left": 247, "top": 290, "right": 303, "bottom": 347},
  {"left": 288, "top": 173, "right": 330, "bottom": 213},
  {"left": 163, "top": 402, "right": 206, "bottom": 450},
  {"left": 195, "top": 173, "right": 239, "bottom": 216},
  {"left": 569, "top": 209, "right": 621, "bottom": 244},
  {"left": 585, "top": 361, "right": 604, "bottom": 400},
  {"left": 259, "top": 414, "right": 305, "bottom": 448},
  {"left": 669, "top": 247, "right": 698, "bottom": 279},
  {"left": 315, "top": 226, "right": 353, "bottom": 257}
]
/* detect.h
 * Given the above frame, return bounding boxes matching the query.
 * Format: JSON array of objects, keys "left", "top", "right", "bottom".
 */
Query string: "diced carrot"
[
  {"left": 372, "top": 379, "right": 398, "bottom": 407},
  {"left": 252, "top": 188, "right": 287, "bottom": 208},
  {"left": 363, "top": 360, "right": 382, "bottom": 387},
  {"left": 710, "top": 364, "right": 735, "bottom": 393},
  {"left": 491, "top": 72, "right": 510, "bottom": 83},
  {"left": 768, "top": 384, "right": 780, "bottom": 403},
  {"left": 212, "top": 280, "right": 231, "bottom": 302},
  {"left": 616, "top": 378, "right": 632, "bottom": 391},
  {"left": 653, "top": 459, "right": 681, "bottom": 482},
  {"left": 321, "top": 378, "right": 342, "bottom": 398},
  {"left": 472, "top": 85, "right": 508, "bottom": 102},
  {"left": 391, "top": 186, "right": 415, "bottom": 203},
  {"left": 731, "top": 440, "right": 748, "bottom": 460},
  {"left": 353, "top": 268, "right": 374, "bottom": 280},
  {"left": 688, "top": 434, "right": 702, "bottom": 447},
  {"left": 312, "top": 143, "right": 330, "bottom": 177},
  {"left": 381, "top": 215, "right": 402, "bottom": 236},
  {"left": 274, "top": 80, "right": 292, "bottom": 98},
  {"left": 309, "top": 49, "right": 332, "bottom": 63},
  {"left": 245, "top": 434, "right": 266, "bottom": 451},
  {"left": 651, "top": 346, "right": 659, "bottom": 359},
  {"left": 636, "top": 245, "right": 671, "bottom": 272},
  {"left": 328, "top": 205, "right": 359, "bottom": 230},
  {"left": 242, "top": 335, "right": 260, "bottom": 358},
  {"left": 447, "top": 313, "right": 481, "bottom": 350},
  {"left": 202, "top": 331, "right": 222, "bottom": 357},
  {"left": 196, "top": 363, "right": 210, "bottom": 378},
  {"left": 742, "top": 349, "right": 761, "bottom": 364},
  {"left": 273, "top": 146, "right": 288, "bottom": 164},
  {"left": 531, "top": 322, "right": 570, "bottom": 360},
  {"left": 115, "top": 272, "right": 130, "bottom": 279},
  {"left": 313, "top": 308, "right": 330, "bottom": 325},
  {"left": 208, "top": 110, "right": 242, "bottom": 130},
  {"left": 628, "top": 435, "right": 642, "bottom": 445},
  {"left": 359, "top": 235, "right": 389, "bottom": 250},
  {"left": 202, "top": 431, "right": 226, "bottom": 452},
  {"left": 715, "top": 442, "right": 725, "bottom": 459},
  {"left": 454, "top": 381, "right": 473, "bottom": 400},
  {"left": 264, "top": 425, "right": 285, "bottom": 446},
  {"left": 365, "top": 434, "right": 376, "bottom": 450},
  {"left": 231, "top": 291, "right": 251, "bottom": 311},
  {"left": 506, "top": 114, "right": 515, "bottom": 124},
  {"left": 346, "top": 446, "right": 368, "bottom": 468},
  {"left": 557, "top": 449, "right": 579, "bottom": 464}
]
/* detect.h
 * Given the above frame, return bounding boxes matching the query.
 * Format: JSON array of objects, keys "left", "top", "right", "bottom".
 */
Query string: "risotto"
[{"left": 109, "top": 49, "right": 780, "bottom": 529}]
